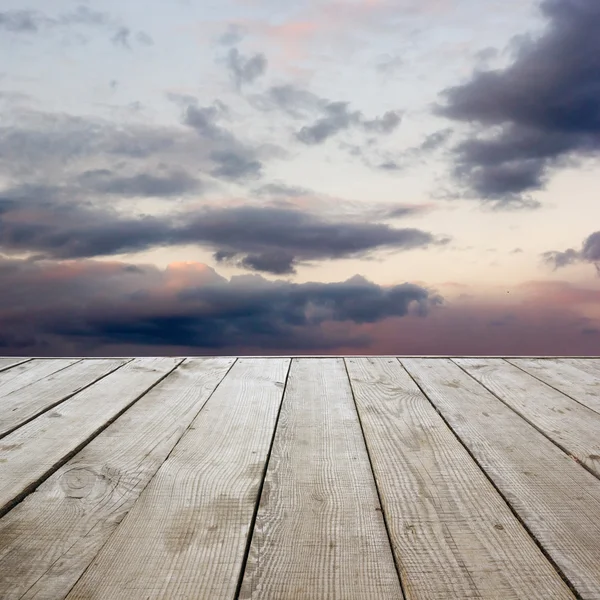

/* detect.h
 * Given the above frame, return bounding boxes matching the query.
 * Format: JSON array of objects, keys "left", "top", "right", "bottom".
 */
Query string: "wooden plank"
[
  {"left": 0, "top": 358, "right": 31, "bottom": 373},
  {"left": 563, "top": 358, "right": 600, "bottom": 373},
  {"left": 0, "top": 358, "right": 129, "bottom": 438},
  {"left": 66, "top": 358, "right": 289, "bottom": 600},
  {"left": 0, "top": 357, "right": 235, "bottom": 600},
  {"left": 506, "top": 358, "right": 600, "bottom": 415},
  {"left": 455, "top": 358, "right": 600, "bottom": 477},
  {"left": 0, "top": 357, "right": 181, "bottom": 517},
  {"left": 0, "top": 359, "right": 80, "bottom": 398},
  {"left": 240, "top": 358, "right": 403, "bottom": 600},
  {"left": 345, "top": 357, "right": 575, "bottom": 600},
  {"left": 402, "top": 358, "right": 600, "bottom": 600}
]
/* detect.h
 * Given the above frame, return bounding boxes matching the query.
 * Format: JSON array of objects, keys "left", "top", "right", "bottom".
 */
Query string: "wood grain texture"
[
  {"left": 0, "top": 357, "right": 235, "bottom": 600},
  {"left": 454, "top": 358, "right": 600, "bottom": 477},
  {"left": 66, "top": 358, "right": 289, "bottom": 600},
  {"left": 401, "top": 358, "right": 600, "bottom": 600},
  {"left": 0, "top": 359, "right": 80, "bottom": 399},
  {"left": 506, "top": 358, "right": 600, "bottom": 415},
  {"left": 0, "top": 359, "right": 128, "bottom": 438},
  {"left": 562, "top": 358, "right": 600, "bottom": 376},
  {"left": 0, "top": 357, "right": 181, "bottom": 518},
  {"left": 0, "top": 358, "right": 31, "bottom": 373},
  {"left": 346, "top": 357, "right": 575, "bottom": 600},
  {"left": 240, "top": 358, "right": 403, "bottom": 600}
]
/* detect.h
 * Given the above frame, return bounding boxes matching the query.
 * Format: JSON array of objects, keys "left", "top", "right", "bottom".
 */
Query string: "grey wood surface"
[
  {"left": 346, "top": 357, "right": 575, "bottom": 600},
  {"left": 454, "top": 358, "right": 600, "bottom": 477},
  {"left": 402, "top": 358, "right": 600, "bottom": 600},
  {"left": 0, "top": 356, "right": 597, "bottom": 600},
  {"left": 0, "top": 358, "right": 128, "bottom": 438},
  {"left": 241, "top": 358, "right": 403, "bottom": 600},
  {"left": 507, "top": 358, "right": 600, "bottom": 415},
  {"left": 66, "top": 358, "right": 289, "bottom": 600},
  {"left": 0, "top": 357, "right": 181, "bottom": 517},
  {"left": 0, "top": 358, "right": 235, "bottom": 600},
  {"left": 0, "top": 358, "right": 31, "bottom": 373},
  {"left": 0, "top": 359, "right": 80, "bottom": 399}
]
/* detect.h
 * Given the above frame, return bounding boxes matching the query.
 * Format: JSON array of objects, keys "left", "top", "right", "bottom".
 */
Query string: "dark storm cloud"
[
  {"left": 436, "top": 0, "right": 600, "bottom": 205},
  {"left": 0, "top": 195, "right": 448, "bottom": 273},
  {"left": 226, "top": 48, "right": 268, "bottom": 88},
  {"left": 78, "top": 169, "right": 203, "bottom": 197},
  {"left": 543, "top": 231, "right": 600, "bottom": 274},
  {"left": 0, "top": 257, "right": 442, "bottom": 353},
  {"left": 194, "top": 206, "right": 447, "bottom": 274},
  {"left": 0, "top": 194, "right": 169, "bottom": 259},
  {"left": 0, "top": 5, "right": 153, "bottom": 48}
]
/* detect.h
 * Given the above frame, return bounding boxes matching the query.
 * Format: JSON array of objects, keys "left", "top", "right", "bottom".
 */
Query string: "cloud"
[
  {"left": 254, "top": 182, "right": 311, "bottom": 197},
  {"left": 0, "top": 10, "right": 45, "bottom": 32},
  {"left": 217, "top": 24, "right": 246, "bottom": 46},
  {"left": 0, "top": 257, "right": 441, "bottom": 353},
  {"left": 226, "top": 48, "right": 268, "bottom": 88},
  {"left": 542, "top": 231, "right": 600, "bottom": 275},
  {"left": 1, "top": 259, "right": 599, "bottom": 356},
  {"left": 417, "top": 128, "right": 454, "bottom": 152},
  {"left": 0, "top": 193, "right": 448, "bottom": 273},
  {"left": 78, "top": 169, "right": 203, "bottom": 197},
  {"left": 376, "top": 54, "right": 404, "bottom": 75},
  {"left": 360, "top": 279, "right": 600, "bottom": 356},
  {"left": 209, "top": 151, "right": 262, "bottom": 179},
  {"left": 350, "top": 127, "right": 453, "bottom": 173},
  {"left": 252, "top": 83, "right": 402, "bottom": 145},
  {"left": 182, "top": 103, "right": 266, "bottom": 179},
  {"left": 0, "top": 6, "right": 153, "bottom": 48},
  {"left": 0, "top": 104, "right": 272, "bottom": 185},
  {"left": 436, "top": 0, "right": 600, "bottom": 206},
  {"left": 296, "top": 101, "right": 362, "bottom": 144}
]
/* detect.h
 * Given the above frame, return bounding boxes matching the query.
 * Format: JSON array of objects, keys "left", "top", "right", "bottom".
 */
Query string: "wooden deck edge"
[{"left": 1, "top": 356, "right": 599, "bottom": 360}]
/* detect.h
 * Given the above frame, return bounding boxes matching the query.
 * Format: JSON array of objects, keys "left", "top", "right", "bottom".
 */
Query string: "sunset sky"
[{"left": 0, "top": 0, "right": 598, "bottom": 355}]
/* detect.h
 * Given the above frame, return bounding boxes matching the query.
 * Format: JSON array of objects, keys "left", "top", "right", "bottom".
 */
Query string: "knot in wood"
[{"left": 59, "top": 466, "right": 97, "bottom": 499}]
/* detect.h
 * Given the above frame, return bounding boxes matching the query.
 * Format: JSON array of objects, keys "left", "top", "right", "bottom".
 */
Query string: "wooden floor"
[{"left": 1, "top": 357, "right": 599, "bottom": 599}]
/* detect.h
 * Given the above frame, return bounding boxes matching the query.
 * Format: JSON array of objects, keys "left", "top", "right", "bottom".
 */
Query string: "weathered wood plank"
[
  {"left": 346, "top": 357, "right": 575, "bottom": 600},
  {"left": 563, "top": 358, "right": 600, "bottom": 374},
  {"left": 0, "top": 357, "right": 181, "bottom": 517},
  {"left": 506, "top": 358, "right": 600, "bottom": 415},
  {"left": 0, "top": 359, "right": 80, "bottom": 399},
  {"left": 240, "top": 358, "right": 403, "bottom": 600},
  {"left": 455, "top": 358, "right": 600, "bottom": 477},
  {"left": 0, "top": 359, "right": 129, "bottom": 438},
  {"left": 0, "top": 358, "right": 31, "bottom": 373},
  {"left": 0, "top": 357, "right": 235, "bottom": 600},
  {"left": 66, "top": 358, "right": 289, "bottom": 600},
  {"left": 402, "top": 358, "right": 600, "bottom": 600}
]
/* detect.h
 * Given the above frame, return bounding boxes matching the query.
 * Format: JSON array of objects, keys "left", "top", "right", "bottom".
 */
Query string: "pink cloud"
[{"left": 1, "top": 256, "right": 598, "bottom": 356}]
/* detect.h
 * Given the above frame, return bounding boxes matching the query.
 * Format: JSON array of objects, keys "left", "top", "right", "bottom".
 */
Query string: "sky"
[{"left": 0, "top": 0, "right": 599, "bottom": 355}]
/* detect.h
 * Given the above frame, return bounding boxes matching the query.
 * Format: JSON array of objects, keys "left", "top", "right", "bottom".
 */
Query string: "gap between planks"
[
  {"left": 0, "top": 357, "right": 236, "bottom": 600},
  {"left": 401, "top": 358, "right": 600, "bottom": 600}
]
